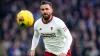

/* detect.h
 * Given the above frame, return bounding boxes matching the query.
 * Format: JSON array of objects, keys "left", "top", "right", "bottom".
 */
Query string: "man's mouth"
[{"left": 44, "top": 14, "right": 48, "bottom": 16}]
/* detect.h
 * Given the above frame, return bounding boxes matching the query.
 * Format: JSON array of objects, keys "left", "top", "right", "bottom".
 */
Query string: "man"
[{"left": 30, "top": 1, "right": 72, "bottom": 56}]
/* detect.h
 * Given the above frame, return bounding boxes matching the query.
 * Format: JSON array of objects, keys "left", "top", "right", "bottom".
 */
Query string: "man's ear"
[{"left": 51, "top": 9, "right": 53, "bottom": 13}]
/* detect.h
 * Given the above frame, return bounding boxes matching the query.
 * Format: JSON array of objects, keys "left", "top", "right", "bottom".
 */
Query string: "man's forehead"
[{"left": 40, "top": 4, "right": 52, "bottom": 9}]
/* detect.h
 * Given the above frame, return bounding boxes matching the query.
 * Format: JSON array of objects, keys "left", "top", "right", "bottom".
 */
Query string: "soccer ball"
[{"left": 16, "top": 10, "right": 34, "bottom": 28}]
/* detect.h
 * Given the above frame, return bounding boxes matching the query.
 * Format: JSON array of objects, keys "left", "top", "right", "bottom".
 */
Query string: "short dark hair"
[{"left": 40, "top": 1, "right": 52, "bottom": 8}]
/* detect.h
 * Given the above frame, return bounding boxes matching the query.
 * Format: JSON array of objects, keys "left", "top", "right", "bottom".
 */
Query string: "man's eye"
[
  {"left": 41, "top": 9, "right": 44, "bottom": 11},
  {"left": 46, "top": 8, "right": 49, "bottom": 10}
]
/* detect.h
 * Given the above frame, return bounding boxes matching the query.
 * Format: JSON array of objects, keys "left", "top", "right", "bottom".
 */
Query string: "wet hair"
[{"left": 40, "top": 1, "right": 53, "bottom": 8}]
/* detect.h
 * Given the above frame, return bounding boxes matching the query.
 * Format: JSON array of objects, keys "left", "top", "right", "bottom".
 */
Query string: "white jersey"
[{"left": 31, "top": 16, "right": 72, "bottom": 55}]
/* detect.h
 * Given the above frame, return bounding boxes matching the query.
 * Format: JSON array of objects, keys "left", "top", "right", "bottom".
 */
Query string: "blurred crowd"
[{"left": 0, "top": 0, "right": 100, "bottom": 56}]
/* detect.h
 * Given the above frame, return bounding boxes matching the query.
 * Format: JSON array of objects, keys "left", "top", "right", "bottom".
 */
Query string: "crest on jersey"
[{"left": 50, "top": 27, "right": 53, "bottom": 30}]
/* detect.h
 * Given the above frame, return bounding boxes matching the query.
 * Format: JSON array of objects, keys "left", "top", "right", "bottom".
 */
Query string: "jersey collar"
[{"left": 42, "top": 16, "right": 53, "bottom": 24}]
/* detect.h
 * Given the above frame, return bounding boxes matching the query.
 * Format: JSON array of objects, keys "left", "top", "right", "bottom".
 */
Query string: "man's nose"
[{"left": 44, "top": 10, "right": 47, "bottom": 13}]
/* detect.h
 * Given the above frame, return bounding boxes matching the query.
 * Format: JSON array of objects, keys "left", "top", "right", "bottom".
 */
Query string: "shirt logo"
[
  {"left": 39, "top": 28, "right": 42, "bottom": 30},
  {"left": 41, "top": 33, "right": 56, "bottom": 38}
]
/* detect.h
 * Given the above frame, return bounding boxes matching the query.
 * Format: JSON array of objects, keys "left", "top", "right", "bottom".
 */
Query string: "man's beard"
[{"left": 42, "top": 14, "right": 51, "bottom": 20}]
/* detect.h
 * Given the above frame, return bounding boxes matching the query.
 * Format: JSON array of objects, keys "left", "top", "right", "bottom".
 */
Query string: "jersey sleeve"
[
  {"left": 57, "top": 19, "right": 73, "bottom": 54},
  {"left": 31, "top": 22, "right": 40, "bottom": 50}
]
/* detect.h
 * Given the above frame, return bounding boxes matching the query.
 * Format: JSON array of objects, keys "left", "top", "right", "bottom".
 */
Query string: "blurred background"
[{"left": 0, "top": 0, "right": 100, "bottom": 56}]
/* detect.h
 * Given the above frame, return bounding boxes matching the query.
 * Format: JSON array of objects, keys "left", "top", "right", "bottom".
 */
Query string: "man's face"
[{"left": 40, "top": 4, "right": 53, "bottom": 20}]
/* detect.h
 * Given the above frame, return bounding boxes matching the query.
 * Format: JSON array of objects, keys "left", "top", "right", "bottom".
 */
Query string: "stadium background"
[{"left": 0, "top": 0, "right": 100, "bottom": 56}]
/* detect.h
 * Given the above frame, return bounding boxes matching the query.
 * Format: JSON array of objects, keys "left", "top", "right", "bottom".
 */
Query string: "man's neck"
[{"left": 43, "top": 15, "right": 52, "bottom": 22}]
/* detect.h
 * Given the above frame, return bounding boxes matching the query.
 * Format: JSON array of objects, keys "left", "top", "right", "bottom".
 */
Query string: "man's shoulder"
[
  {"left": 34, "top": 18, "right": 42, "bottom": 25},
  {"left": 53, "top": 16, "right": 59, "bottom": 20},
  {"left": 53, "top": 16, "right": 64, "bottom": 23}
]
